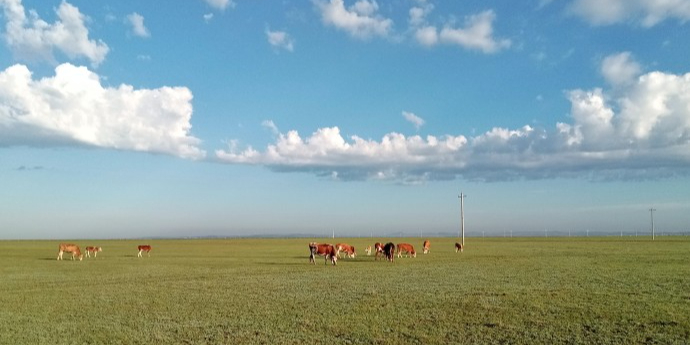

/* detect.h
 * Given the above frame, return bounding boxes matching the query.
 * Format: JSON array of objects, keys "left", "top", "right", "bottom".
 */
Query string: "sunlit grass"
[{"left": 1, "top": 237, "right": 688, "bottom": 344}]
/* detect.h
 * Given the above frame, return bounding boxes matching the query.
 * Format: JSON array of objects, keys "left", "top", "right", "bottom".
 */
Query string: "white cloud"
[
  {"left": 203, "top": 0, "right": 235, "bottom": 11},
  {"left": 266, "top": 29, "right": 294, "bottom": 52},
  {"left": 203, "top": 13, "right": 214, "bottom": 23},
  {"left": 569, "top": 0, "right": 690, "bottom": 27},
  {"left": 261, "top": 120, "right": 280, "bottom": 135},
  {"left": 601, "top": 52, "right": 642, "bottom": 87},
  {"left": 408, "top": 3, "right": 433, "bottom": 27},
  {"left": 0, "top": 63, "right": 205, "bottom": 159},
  {"left": 409, "top": 7, "right": 510, "bottom": 54},
  {"left": 0, "top": 0, "right": 109, "bottom": 66},
  {"left": 126, "top": 12, "right": 150, "bottom": 38},
  {"left": 437, "top": 10, "right": 511, "bottom": 54},
  {"left": 313, "top": 0, "right": 393, "bottom": 39},
  {"left": 402, "top": 111, "right": 425, "bottom": 130},
  {"left": 216, "top": 63, "right": 690, "bottom": 182},
  {"left": 414, "top": 26, "right": 438, "bottom": 47}
]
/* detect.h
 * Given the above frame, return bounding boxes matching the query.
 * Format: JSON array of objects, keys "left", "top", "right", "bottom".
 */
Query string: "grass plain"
[{"left": 0, "top": 237, "right": 688, "bottom": 344}]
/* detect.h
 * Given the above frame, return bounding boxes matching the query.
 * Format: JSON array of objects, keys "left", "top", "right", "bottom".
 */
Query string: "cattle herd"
[
  {"left": 56, "top": 243, "right": 151, "bottom": 261},
  {"left": 56, "top": 239, "right": 465, "bottom": 265},
  {"left": 308, "top": 240, "right": 464, "bottom": 265}
]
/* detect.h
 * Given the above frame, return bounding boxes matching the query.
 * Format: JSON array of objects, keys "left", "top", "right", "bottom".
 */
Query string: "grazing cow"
[
  {"left": 374, "top": 242, "right": 385, "bottom": 260},
  {"left": 422, "top": 240, "right": 430, "bottom": 254},
  {"left": 455, "top": 242, "right": 464, "bottom": 253},
  {"left": 85, "top": 246, "right": 102, "bottom": 258},
  {"left": 335, "top": 243, "right": 356, "bottom": 258},
  {"left": 365, "top": 246, "right": 372, "bottom": 256},
  {"left": 57, "top": 243, "right": 83, "bottom": 261},
  {"left": 396, "top": 243, "right": 416, "bottom": 258},
  {"left": 309, "top": 242, "right": 338, "bottom": 265},
  {"left": 137, "top": 245, "right": 152, "bottom": 258},
  {"left": 383, "top": 242, "right": 395, "bottom": 262}
]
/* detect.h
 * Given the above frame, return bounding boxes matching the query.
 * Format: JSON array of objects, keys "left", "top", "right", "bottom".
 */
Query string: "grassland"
[{"left": 0, "top": 237, "right": 688, "bottom": 344}]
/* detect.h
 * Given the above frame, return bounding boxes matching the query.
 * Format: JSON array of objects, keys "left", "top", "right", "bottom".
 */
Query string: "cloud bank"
[
  {"left": 0, "top": 63, "right": 205, "bottom": 159},
  {"left": 217, "top": 53, "right": 690, "bottom": 182},
  {"left": 0, "top": 0, "right": 109, "bottom": 66}
]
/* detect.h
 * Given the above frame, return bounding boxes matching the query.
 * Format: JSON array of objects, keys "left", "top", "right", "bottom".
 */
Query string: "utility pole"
[
  {"left": 459, "top": 193, "right": 466, "bottom": 247},
  {"left": 650, "top": 208, "right": 656, "bottom": 240}
]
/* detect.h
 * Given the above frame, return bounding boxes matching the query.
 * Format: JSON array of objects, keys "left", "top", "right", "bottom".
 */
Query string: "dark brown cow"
[
  {"left": 396, "top": 243, "right": 416, "bottom": 258},
  {"left": 137, "top": 245, "right": 152, "bottom": 258},
  {"left": 455, "top": 242, "right": 464, "bottom": 253},
  {"left": 383, "top": 242, "right": 395, "bottom": 262},
  {"left": 374, "top": 242, "right": 385, "bottom": 260},
  {"left": 335, "top": 243, "right": 356, "bottom": 258},
  {"left": 57, "top": 243, "right": 83, "bottom": 261},
  {"left": 422, "top": 240, "right": 430, "bottom": 254},
  {"left": 85, "top": 246, "right": 102, "bottom": 258},
  {"left": 309, "top": 242, "right": 337, "bottom": 265}
]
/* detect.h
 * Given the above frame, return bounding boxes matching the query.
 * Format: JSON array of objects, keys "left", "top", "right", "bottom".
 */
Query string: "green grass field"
[{"left": 1, "top": 237, "right": 688, "bottom": 344}]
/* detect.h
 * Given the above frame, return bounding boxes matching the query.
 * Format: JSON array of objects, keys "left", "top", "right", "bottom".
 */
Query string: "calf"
[
  {"left": 396, "top": 243, "right": 416, "bottom": 258},
  {"left": 85, "top": 246, "right": 102, "bottom": 258},
  {"left": 383, "top": 242, "right": 395, "bottom": 262},
  {"left": 365, "top": 245, "right": 372, "bottom": 256},
  {"left": 137, "top": 245, "right": 152, "bottom": 258},
  {"left": 422, "top": 240, "right": 430, "bottom": 254},
  {"left": 57, "top": 243, "right": 83, "bottom": 261},
  {"left": 335, "top": 243, "right": 355, "bottom": 258},
  {"left": 455, "top": 242, "right": 464, "bottom": 253},
  {"left": 309, "top": 242, "right": 338, "bottom": 265}
]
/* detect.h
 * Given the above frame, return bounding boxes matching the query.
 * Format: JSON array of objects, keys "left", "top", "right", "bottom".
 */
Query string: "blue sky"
[{"left": 1, "top": 0, "right": 690, "bottom": 239}]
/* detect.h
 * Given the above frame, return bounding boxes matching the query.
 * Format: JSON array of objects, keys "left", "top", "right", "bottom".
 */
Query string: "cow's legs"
[
  {"left": 138, "top": 250, "right": 142, "bottom": 258},
  {"left": 57, "top": 250, "right": 63, "bottom": 260}
]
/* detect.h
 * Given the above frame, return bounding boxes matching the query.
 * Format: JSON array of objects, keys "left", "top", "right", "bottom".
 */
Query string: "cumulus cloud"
[
  {"left": 266, "top": 29, "right": 294, "bottom": 52},
  {"left": 203, "top": 0, "right": 235, "bottom": 11},
  {"left": 402, "top": 111, "right": 425, "bottom": 130},
  {"left": 0, "top": 0, "right": 109, "bottom": 66},
  {"left": 216, "top": 60, "right": 690, "bottom": 182},
  {"left": 0, "top": 63, "right": 205, "bottom": 159},
  {"left": 601, "top": 52, "right": 641, "bottom": 87},
  {"left": 313, "top": 0, "right": 393, "bottom": 39},
  {"left": 126, "top": 12, "right": 150, "bottom": 38},
  {"left": 569, "top": 0, "right": 690, "bottom": 27},
  {"left": 410, "top": 8, "right": 510, "bottom": 53},
  {"left": 437, "top": 10, "right": 511, "bottom": 53}
]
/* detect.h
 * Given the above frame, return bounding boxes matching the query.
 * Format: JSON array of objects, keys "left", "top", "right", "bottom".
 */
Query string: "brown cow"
[
  {"left": 455, "top": 242, "right": 464, "bottom": 253},
  {"left": 422, "top": 240, "right": 430, "bottom": 254},
  {"left": 374, "top": 242, "right": 385, "bottom": 260},
  {"left": 85, "top": 246, "right": 102, "bottom": 258},
  {"left": 397, "top": 243, "right": 416, "bottom": 258},
  {"left": 138, "top": 245, "right": 152, "bottom": 258},
  {"left": 383, "top": 242, "right": 395, "bottom": 262},
  {"left": 57, "top": 243, "right": 83, "bottom": 261},
  {"left": 309, "top": 242, "right": 338, "bottom": 265},
  {"left": 335, "top": 243, "right": 355, "bottom": 258}
]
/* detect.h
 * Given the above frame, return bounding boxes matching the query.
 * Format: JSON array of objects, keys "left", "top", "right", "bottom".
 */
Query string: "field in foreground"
[{"left": 0, "top": 237, "right": 689, "bottom": 344}]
